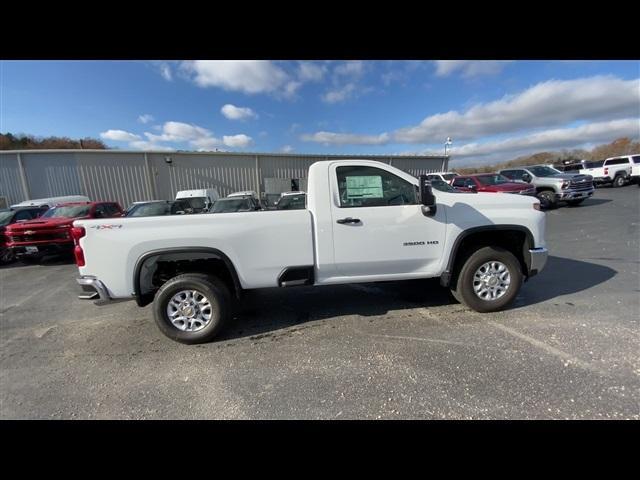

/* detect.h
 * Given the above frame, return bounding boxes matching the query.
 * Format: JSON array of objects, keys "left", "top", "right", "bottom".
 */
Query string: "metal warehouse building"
[{"left": 0, "top": 150, "right": 449, "bottom": 208}]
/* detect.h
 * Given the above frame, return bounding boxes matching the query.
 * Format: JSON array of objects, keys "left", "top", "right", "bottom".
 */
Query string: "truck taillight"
[
  {"left": 71, "top": 226, "right": 86, "bottom": 266},
  {"left": 604, "top": 168, "right": 608, "bottom": 175}
]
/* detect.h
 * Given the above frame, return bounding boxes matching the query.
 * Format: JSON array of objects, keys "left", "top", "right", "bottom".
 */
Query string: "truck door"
[{"left": 329, "top": 164, "right": 446, "bottom": 278}]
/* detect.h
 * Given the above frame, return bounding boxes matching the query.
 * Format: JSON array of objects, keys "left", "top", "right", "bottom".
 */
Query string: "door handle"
[{"left": 336, "top": 217, "right": 361, "bottom": 224}]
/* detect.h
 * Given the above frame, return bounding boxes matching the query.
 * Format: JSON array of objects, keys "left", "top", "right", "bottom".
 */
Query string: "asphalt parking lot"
[{"left": 1, "top": 185, "right": 638, "bottom": 419}]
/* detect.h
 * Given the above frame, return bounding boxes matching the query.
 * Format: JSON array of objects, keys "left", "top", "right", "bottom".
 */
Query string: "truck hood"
[
  {"left": 541, "top": 173, "right": 592, "bottom": 181},
  {"left": 5, "top": 216, "right": 81, "bottom": 231},
  {"left": 484, "top": 182, "right": 534, "bottom": 192}
]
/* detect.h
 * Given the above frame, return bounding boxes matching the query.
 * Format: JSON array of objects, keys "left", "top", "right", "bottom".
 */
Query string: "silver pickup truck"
[{"left": 498, "top": 165, "right": 594, "bottom": 209}]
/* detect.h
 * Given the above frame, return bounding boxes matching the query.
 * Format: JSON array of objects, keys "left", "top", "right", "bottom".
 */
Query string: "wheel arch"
[
  {"left": 440, "top": 225, "right": 534, "bottom": 287},
  {"left": 133, "top": 247, "right": 243, "bottom": 307}
]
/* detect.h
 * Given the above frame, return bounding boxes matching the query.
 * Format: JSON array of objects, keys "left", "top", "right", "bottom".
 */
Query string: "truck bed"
[{"left": 75, "top": 210, "right": 314, "bottom": 298}]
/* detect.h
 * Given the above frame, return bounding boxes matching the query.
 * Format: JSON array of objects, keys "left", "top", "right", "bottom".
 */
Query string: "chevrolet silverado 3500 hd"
[{"left": 74, "top": 160, "right": 548, "bottom": 344}]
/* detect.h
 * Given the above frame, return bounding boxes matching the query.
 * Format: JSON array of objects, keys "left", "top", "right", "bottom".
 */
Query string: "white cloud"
[
  {"left": 221, "top": 104, "right": 258, "bottom": 121},
  {"left": 452, "top": 118, "right": 640, "bottom": 158},
  {"left": 334, "top": 61, "right": 366, "bottom": 78},
  {"left": 181, "top": 60, "right": 290, "bottom": 95},
  {"left": 322, "top": 83, "right": 357, "bottom": 103},
  {"left": 280, "top": 145, "right": 294, "bottom": 153},
  {"left": 404, "top": 118, "right": 640, "bottom": 166},
  {"left": 297, "top": 62, "right": 327, "bottom": 82},
  {"left": 394, "top": 75, "right": 640, "bottom": 144},
  {"left": 433, "top": 60, "right": 511, "bottom": 78},
  {"left": 222, "top": 134, "right": 253, "bottom": 148},
  {"left": 100, "top": 129, "right": 141, "bottom": 142},
  {"left": 129, "top": 140, "right": 175, "bottom": 152},
  {"left": 159, "top": 63, "right": 173, "bottom": 81},
  {"left": 300, "top": 131, "right": 390, "bottom": 146},
  {"left": 138, "top": 114, "right": 154, "bottom": 124}
]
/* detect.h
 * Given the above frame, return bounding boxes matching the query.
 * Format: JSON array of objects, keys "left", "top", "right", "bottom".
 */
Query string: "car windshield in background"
[
  {"left": 277, "top": 195, "right": 306, "bottom": 210},
  {"left": 586, "top": 160, "right": 604, "bottom": 168},
  {"left": 442, "top": 173, "right": 457, "bottom": 181},
  {"left": 211, "top": 198, "right": 253, "bottom": 213},
  {"left": 183, "top": 198, "right": 206, "bottom": 210},
  {"left": 127, "top": 202, "right": 172, "bottom": 217},
  {"left": 42, "top": 205, "right": 91, "bottom": 218},
  {"left": 0, "top": 210, "right": 15, "bottom": 226},
  {"left": 476, "top": 174, "right": 510, "bottom": 186},
  {"left": 430, "top": 179, "right": 456, "bottom": 192},
  {"left": 529, "top": 166, "right": 561, "bottom": 177}
]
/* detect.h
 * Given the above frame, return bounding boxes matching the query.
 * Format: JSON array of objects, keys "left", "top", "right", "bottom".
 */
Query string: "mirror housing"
[
  {"left": 522, "top": 173, "right": 532, "bottom": 183},
  {"left": 418, "top": 175, "right": 437, "bottom": 216}
]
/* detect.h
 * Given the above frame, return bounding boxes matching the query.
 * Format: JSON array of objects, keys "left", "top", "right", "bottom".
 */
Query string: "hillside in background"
[
  {"left": 454, "top": 138, "right": 640, "bottom": 174},
  {"left": 0, "top": 133, "right": 107, "bottom": 150}
]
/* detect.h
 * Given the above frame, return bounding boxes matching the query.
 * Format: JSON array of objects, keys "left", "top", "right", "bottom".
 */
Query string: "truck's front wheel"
[
  {"left": 153, "top": 273, "right": 231, "bottom": 344},
  {"left": 451, "top": 246, "right": 523, "bottom": 313}
]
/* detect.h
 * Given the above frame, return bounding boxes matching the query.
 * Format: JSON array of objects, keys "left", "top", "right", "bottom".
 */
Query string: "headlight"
[{"left": 561, "top": 181, "right": 569, "bottom": 189}]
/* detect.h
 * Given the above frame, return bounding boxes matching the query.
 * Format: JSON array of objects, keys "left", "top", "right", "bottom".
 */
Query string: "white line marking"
[{"left": 488, "top": 321, "right": 609, "bottom": 377}]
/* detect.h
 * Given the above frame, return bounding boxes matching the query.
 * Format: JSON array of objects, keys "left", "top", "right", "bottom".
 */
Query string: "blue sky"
[{"left": 1, "top": 60, "right": 638, "bottom": 166}]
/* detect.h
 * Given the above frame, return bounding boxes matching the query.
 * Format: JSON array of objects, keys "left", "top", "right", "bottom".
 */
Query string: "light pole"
[{"left": 444, "top": 137, "right": 453, "bottom": 157}]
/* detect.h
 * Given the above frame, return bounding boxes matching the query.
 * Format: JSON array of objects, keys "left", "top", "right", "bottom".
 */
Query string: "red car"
[
  {"left": 6, "top": 201, "right": 123, "bottom": 262},
  {"left": 0, "top": 206, "right": 50, "bottom": 263},
  {"left": 451, "top": 174, "right": 537, "bottom": 196}
]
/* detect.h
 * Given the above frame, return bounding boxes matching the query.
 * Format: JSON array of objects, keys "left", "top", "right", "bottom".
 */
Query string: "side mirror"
[
  {"left": 418, "top": 175, "right": 437, "bottom": 216},
  {"left": 468, "top": 183, "right": 477, "bottom": 191},
  {"left": 522, "top": 173, "right": 532, "bottom": 183}
]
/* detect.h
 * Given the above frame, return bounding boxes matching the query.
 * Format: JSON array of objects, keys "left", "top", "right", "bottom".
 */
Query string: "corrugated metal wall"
[
  {"left": 0, "top": 150, "right": 447, "bottom": 208},
  {"left": 0, "top": 153, "right": 24, "bottom": 206}
]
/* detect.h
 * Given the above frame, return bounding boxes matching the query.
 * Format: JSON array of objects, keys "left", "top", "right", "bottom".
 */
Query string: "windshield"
[
  {"left": 181, "top": 197, "right": 206, "bottom": 210},
  {"left": 442, "top": 173, "right": 457, "bottom": 181},
  {"left": 529, "top": 166, "right": 561, "bottom": 177},
  {"left": 42, "top": 205, "right": 91, "bottom": 218},
  {"left": 127, "top": 202, "right": 172, "bottom": 217},
  {"left": 429, "top": 179, "right": 456, "bottom": 193},
  {"left": 0, "top": 210, "right": 15, "bottom": 226},
  {"left": 277, "top": 195, "right": 306, "bottom": 210},
  {"left": 476, "top": 174, "right": 511, "bottom": 186},
  {"left": 212, "top": 198, "right": 253, "bottom": 213}
]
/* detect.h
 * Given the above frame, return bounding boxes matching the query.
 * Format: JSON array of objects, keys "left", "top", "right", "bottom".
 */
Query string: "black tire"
[
  {"left": 0, "top": 248, "right": 15, "bottom": 265},
  {"left": 450, "top": 246, "right": 523, "bottom": 313},
  {"left": 566, "top": 199, "right": 585, "bottom": 206},
  {"left": 613, "top": 175, "right": 626, "bottom": 188},
  {"left": 153, "top": 273, "right": 232, "bottom": 344},
  {"left": 537, "top": 190, "right": 556, "bottom": 209}
]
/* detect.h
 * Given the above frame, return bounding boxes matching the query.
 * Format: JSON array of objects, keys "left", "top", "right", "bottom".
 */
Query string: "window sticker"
[{"left": 345, "top": 175, "right": 383, "bottom": 199}]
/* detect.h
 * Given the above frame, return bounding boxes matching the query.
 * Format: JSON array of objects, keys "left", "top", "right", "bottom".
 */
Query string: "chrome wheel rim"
[
  {"left": 473, "top": 261, "right": 511, "bottom": 301},
  {"left": 166, "top": 290, "right": 213, "bottom": 332}
]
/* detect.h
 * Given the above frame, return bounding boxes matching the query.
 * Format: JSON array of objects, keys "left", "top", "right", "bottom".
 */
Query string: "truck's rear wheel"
[
  {"left": 153, "top": 273, "right": 231, "bottom": 344},
  {"left": 613, "top": 175, "right": 626, "bottom": 188},
  {"left": 451, "top": 246, "right": 523, "bottom": 313}
]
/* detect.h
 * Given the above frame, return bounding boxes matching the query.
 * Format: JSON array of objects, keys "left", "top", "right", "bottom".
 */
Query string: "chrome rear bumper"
[
  {"left": 77, "top": 276, "right": 112, "bottom": 305},
  {"left": 528, "top": 247, "right": 548, "bottom": 276}
]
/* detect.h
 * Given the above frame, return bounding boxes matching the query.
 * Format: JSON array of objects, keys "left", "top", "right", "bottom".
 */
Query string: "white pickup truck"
[
  {"left": 73, "top": 160, "right": 548, "bottom": 344},
  {"left": 579, "top": 155, "right": 639, "bottom": 187}
]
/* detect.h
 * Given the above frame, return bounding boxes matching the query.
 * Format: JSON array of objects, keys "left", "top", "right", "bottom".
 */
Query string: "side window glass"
[
  {"left": 14, "top": 210, "right": 33, "bottom": 221},
  {"left": 336, "top": 166, "right": 418, "bottom": 208},
  {"left": 452, "top": 178, "right": 466, "bottom": 187}
]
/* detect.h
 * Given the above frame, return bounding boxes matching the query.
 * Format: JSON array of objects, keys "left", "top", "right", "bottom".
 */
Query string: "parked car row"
[
  {"left": 1, "top": 187, "right": 310, "bottom": 265},
  {"left": 426, "top": 163, "right": 597, "bottom": 209},
  {"left": 555, "top": 155, "right": 640, "bottom": 187}
]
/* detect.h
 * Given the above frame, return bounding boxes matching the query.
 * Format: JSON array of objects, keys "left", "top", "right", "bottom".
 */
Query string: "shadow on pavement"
[
  {"left": 518, "top": 255, "right": 616, "bottom": 306},
  {"left": 0, "top": 253, "right": 75, "bottom": 269},
  {"left": 218, "top": 255, "right": 616, "bottom": 342}
]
